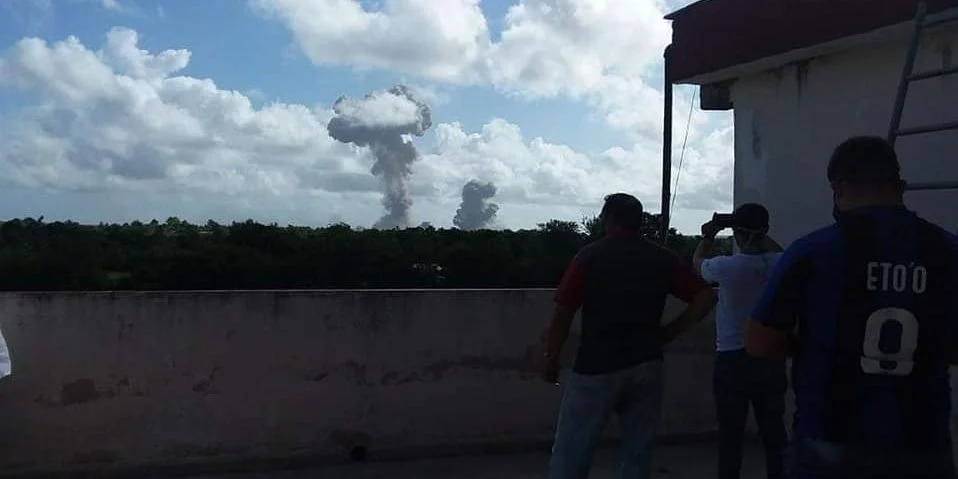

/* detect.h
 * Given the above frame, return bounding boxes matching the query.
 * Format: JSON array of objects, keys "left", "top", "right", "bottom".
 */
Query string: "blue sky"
[{"left": 0, "top": 0, "right": 731, "bottom": 232}]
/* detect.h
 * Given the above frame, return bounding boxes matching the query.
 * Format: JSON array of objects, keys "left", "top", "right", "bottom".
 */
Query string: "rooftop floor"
[{"left": 190, "top": 441, "right": 766, "bottom": 479}]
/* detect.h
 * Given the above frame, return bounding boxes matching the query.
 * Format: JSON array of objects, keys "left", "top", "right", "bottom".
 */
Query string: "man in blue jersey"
[{"left": 746, "top": 136, "right": 958, "bottom": 478}]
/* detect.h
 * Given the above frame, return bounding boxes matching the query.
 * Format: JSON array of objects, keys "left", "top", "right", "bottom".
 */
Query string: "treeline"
[{"left": 0, "top": 214, "right": 731, "bottom": 291}]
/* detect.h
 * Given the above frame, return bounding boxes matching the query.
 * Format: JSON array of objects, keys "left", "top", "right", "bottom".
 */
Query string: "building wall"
[
  {"left": 0, "top": 290, "right": 721, "bottom": 475},
  {"left": 731, "top": 25, "right": 958, "bottom": 245}
]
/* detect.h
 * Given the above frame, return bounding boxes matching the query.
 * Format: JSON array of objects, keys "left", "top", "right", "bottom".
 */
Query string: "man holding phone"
[{"left": 693, "top": 203, "right": 787, "bottom": 479}]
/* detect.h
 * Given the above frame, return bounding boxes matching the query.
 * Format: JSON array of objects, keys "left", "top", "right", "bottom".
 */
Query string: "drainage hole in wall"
[{"left": 350, "top": 446, "right": 368, "bottom": 462}]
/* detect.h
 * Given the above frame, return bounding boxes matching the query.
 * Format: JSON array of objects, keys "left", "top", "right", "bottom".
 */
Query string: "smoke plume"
[
  {"left": 454, "top": 180, "right": 499, "bottom": 230},
  {"left": 327, "top": 85, "right": 432, "bottom": 229}
]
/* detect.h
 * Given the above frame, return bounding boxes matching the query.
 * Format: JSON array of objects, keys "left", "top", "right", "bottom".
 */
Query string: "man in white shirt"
[{"left": 693, "top": 203, "right": 786, "bottom": 479}]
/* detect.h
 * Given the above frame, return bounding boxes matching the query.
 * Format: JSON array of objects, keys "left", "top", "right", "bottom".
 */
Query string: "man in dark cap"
[
  {"left": 746, "top": 136, "right": 958, "bottom": 478},
  {"left": 694, "top": 203, "right": 787, "bottom": 479}
]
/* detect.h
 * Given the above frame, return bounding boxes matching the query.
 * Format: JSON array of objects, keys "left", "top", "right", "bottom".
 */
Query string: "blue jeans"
[
  {"left": 787, "top": 438, "right": 956, "bottom": 479},
  {"left": 548, "top": 360, "right": 664, "bottom": 479}
]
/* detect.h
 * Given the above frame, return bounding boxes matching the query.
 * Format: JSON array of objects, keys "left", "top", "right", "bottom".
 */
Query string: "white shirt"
[{"left": 700, "top": 252, "right": 782, "bottom": 352}]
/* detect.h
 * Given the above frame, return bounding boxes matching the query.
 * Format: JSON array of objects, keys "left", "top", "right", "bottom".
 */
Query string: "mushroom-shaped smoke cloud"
[
  {"left": 327, "top": 85, "right": 432, "bottom": 229},
  {"left": 454, "top": 180, "right": 499, "bottom": 230}
]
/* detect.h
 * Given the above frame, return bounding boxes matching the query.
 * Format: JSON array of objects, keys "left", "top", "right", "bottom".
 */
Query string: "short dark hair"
[
  {"left": 731, "top": 203, "right": 769, "bottom": 231},
  {"left": 827, "top": 136, "right": 901, "bottom": 185},
  {"left": 600, "top": 193, "right": 644, "bottom": 231}
]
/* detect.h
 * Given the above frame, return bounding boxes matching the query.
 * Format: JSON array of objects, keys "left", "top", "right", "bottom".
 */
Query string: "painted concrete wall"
[
  {"left": 0, "top": 290, "right": 722, "bottom": 474},
  {"left": 731, "top": 25, "right": 958, "bottom": 245}
]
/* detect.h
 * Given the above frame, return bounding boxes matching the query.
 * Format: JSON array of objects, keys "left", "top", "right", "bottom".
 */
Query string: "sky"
[{"left": 0, "top": 0, "right": 733, "bottom": 233}]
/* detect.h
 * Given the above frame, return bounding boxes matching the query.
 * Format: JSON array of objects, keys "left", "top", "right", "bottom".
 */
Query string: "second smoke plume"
[{"left": 454, "top": 180, "right": 499, "bottom": 230}]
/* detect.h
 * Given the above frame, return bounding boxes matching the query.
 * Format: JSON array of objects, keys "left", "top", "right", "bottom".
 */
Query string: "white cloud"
[
  {"left": 0, "top": 28, "right": 357, "bottom": 197},
  {"left": 250, "top": 0, "right": 491, "bottom": 83},
  {"left": 254, "top": 0, "right": 695, "bottom": 138},
  {"left": 0, "top": 11, "right": 731, "bottom": 231},
  {"left": 252, "top": 0, "right": 735, "bottom": 230}
]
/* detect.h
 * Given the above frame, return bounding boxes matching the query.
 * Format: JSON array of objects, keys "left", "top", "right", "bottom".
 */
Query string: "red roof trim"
[{"left": 666, "top": 0, "right": 956, "bottom": 84}]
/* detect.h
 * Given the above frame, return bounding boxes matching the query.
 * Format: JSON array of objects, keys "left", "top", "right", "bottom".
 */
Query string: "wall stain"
[
  {"left": 328, "top": 429, "right": 371, "bottom": 451},
  {"left": 341, "top": 361, "right": 370, "bottom": 385},
  {"left": 72, "top": 450, "right": 119, "bottom": 465},
  {"left": 160, "top": 443, "right": 250, "bottom": 459},
  {"left": 794, "top": 60, "right": 809, "bottom": 99},
  {"left": 313, "top": 346, "right": 538, "bottom": 386},
  {"left": 379, "top": 371, "right": 399, "bottom": 385},
  {"left": 751, "top": 114, "right": 762, "bottom": 162},
  {"left": 396, "top": 372, "right": 422, "bottom": 385},
  {"left": 61, "top": 379, "right": 100, "bottom": 405},
  {"left": 396, "top": 346, "right": 539, "bottom": 383},
  {"left": 939, "top": 40, "right": 953, "bottom": 88},
  {"left": 193, "top": 366, "right": 223, "bottom": 394}
]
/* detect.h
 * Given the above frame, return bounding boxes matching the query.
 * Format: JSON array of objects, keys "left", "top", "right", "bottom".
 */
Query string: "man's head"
[
  {"left": 600, "top": 193, "right": 644, "bottom": 234},
  {"left": 730, "top": 203, "right": 769, "bottom": 251},
  {"left": 827, "top": 136, "right": 905, "bottom": 215}
]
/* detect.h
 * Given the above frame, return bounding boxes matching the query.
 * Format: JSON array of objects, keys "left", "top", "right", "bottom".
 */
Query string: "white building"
[{"left": 665, "top": 0, "right": 958, "bottom": 244}]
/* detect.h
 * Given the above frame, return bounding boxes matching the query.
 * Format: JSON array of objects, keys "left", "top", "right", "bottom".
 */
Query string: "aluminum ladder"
[{"left": 888, "top": 1, "right": 958, "bottom": 190}]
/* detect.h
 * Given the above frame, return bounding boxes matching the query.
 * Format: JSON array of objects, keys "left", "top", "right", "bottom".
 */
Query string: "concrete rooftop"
[{"left": 189, "top": 442, "right": 767, "bottom": 479}]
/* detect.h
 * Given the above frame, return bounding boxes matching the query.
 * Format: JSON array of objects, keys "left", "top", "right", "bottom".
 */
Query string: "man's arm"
[
  {"left": 746, "top": 241, "right": 811, "bottom": 359},
  {"left": 693, "top": 238, "right": 715, "bottom": 275},
  {"left": 662, "top": 259, "right": 717, "bottom": 343},
  {"left": 693, "top": 221, "right": 722, "bottom": 274},
  {"left": 543, "top": 256, "right": 586, "bottom": 382}
]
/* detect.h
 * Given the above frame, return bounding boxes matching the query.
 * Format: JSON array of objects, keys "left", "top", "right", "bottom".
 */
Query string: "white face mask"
[{"left": 733, "top": 227, "right": 765, "bottom": 250}]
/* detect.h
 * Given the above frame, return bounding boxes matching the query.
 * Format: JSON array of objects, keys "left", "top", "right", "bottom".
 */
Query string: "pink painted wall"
[{"left": 0, "top": 290, "right": 718, "bottom": 474}]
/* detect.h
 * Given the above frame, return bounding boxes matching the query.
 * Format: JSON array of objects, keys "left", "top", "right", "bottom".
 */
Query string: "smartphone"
[{"left": 711, "top": 213, "right": 735, "bottom": 229}]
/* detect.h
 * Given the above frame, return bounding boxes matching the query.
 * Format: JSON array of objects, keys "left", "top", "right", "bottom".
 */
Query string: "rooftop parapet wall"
[{"left": 0, "top": 290, "right": 717, "bottom": 475}]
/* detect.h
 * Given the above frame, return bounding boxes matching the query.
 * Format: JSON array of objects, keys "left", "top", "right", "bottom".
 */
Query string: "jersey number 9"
[{"left": 860, "top": 307, "right": 919, "bottom": 376}]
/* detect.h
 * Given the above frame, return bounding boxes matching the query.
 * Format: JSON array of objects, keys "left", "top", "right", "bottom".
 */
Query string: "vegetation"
[{"left": 0, "top": 214, "right": 731, "bottom": 291}]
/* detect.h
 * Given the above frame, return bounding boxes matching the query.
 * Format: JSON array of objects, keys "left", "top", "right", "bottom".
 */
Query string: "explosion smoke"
[
  {"left": 453, "top": 180, "right": 499, "bottom": 230},
  {"left": 327, "top": 85, "right": 432, "bottom": 229}
]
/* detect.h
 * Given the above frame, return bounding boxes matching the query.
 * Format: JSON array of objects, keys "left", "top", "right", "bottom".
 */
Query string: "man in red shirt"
[{"left": 542, "top": 193, "right": 717, "bottom": 479}]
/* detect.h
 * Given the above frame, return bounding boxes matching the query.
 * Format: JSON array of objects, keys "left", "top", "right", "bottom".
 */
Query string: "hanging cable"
[{"left": 665, "top": 87, "right": 697, "bottom": 238}]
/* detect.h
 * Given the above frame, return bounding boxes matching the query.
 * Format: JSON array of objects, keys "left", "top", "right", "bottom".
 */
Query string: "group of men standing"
[{"left": 542, "top": 136, "right": 958, "bottom": 479}]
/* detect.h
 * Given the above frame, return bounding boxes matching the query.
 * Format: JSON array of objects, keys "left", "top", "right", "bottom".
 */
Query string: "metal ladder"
[{"left": 888, "top": 1, "right": 958, "bottom": 190}]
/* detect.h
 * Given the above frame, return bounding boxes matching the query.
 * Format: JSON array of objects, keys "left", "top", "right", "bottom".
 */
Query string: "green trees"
[{"left": 0, "top": 216, "right": 729, "bottom": 291}]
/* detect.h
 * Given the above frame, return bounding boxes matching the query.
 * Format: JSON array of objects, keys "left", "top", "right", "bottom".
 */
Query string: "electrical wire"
[{"left": 665, "top": 87, "right": 697, "bottom": 238}]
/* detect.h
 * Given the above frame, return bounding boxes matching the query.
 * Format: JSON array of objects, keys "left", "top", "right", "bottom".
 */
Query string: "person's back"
[
  {"left": 785, "top": 207, "right": 955, "bottom": 451},
  {"left": 695, "top": 203, "right": 788, "bottom": 479},
  {"left": 544, "top": 193, "right": 716, "bottom": 479},
  {"left": 573, "top": 235, "right": 681, "bottom": 374},
  {"left": 747, "top": 136, "right": 958, "bottom": 478},
  {"left": 710, "top": 252, "right": 781, "bottom": 351}
]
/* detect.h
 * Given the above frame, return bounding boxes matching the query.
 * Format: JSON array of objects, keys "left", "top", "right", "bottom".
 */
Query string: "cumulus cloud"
[
  {"left": 250, "top": 0, "right": 491, "bottom": 83},
  {"left": 253, "top": 0, "right": 695, "bottom": 138},
  {"left": 252, "top": 0, "right": 734, "bottom": 229},
  {"left": 0, "top": 19, "right": 731, "bottom": 232},
  {"left": 0, "top": 28, "right": 359, "bottom": 195}
]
